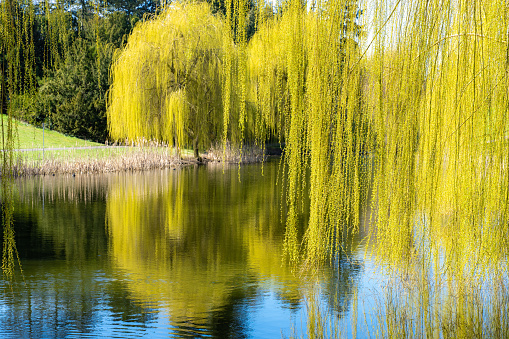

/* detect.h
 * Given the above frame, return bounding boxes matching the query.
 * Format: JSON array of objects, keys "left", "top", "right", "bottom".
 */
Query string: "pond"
[
  {"left": 0, "top": 160, "right": 371, "bottom": 338},
  {"left": 1, "top": 160, "right": 506, "bottom": 338}
]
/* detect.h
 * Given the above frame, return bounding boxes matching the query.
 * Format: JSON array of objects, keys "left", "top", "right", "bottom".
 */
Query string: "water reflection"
[
  {"left": 12, "top": 174, "right": 109, "bottom": 260},
  {"left": 106, "top": 164, "right": 305, "bottom": 337},
  {"left": 1, "top": 162, "right": 363, "bottom": 338}
]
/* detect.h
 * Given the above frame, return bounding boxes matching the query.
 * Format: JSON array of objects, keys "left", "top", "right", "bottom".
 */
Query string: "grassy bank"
[
  {"left": 1, "top": 114, "right": 101, "bottom": 149},
  {"left": 0, "top": 116, "right": 194, "bottom": 176},
  {"left": 1, "top": 117, "right": 269, "bottom": 176}
]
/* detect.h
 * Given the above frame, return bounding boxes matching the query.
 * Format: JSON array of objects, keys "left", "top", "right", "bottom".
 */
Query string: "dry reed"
[
  {"left": 204, "top": 142, "right": 266, "bottom": 163},
  {"left": 7, "top": 147, "right": 183, "bottom": 177},
  {"left": 2, "top": 139, "right": 270, "bottom": 177}
]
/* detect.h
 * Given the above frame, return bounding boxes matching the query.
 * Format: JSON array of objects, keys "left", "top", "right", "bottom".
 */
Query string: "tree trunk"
[{"left": 192, "top": 137, "right": 202, "bottom": 162}]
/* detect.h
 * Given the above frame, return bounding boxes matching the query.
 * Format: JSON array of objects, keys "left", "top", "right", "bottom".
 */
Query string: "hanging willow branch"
[
  {"left": 106, "top": 0, "right": 509, "bottom": 275},
  {"left": 108, "top": 2, "right": 231, "bottom": 159},
  {"left": 244, "top": 0, "right": 509, "bottom": 273},
  {"left": 1, "top": 0, "right": 36, "bottom": 284}
]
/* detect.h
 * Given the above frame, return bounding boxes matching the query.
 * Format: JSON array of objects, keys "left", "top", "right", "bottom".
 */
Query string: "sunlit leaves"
[
  {"left": 106, "top": 0, "right": 509, "bottom": 274},
  {"left": 107, "top": 2, "right": 226, "bottom": 154},
  {"left": 247, "top": 0, "right": 509, "bottom": 273}
]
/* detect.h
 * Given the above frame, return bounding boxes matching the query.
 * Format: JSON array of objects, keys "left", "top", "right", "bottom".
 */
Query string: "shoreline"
[
  {"left": 3, "top": 145, "right": 276, "bottom": 177},
  {"left": 4, "top": 147, "right": 192, "bottom": 177}
]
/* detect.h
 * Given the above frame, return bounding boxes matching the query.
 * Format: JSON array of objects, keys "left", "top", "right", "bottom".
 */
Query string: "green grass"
[
  {"left": 2, "top": 115, "right": 211, "bottom": 171},
  {"left": 1, "top": 114, "right": 101, "bottom": 149},
  {"left": 19, "top": 147, "right": 131, "bottom": 162}
]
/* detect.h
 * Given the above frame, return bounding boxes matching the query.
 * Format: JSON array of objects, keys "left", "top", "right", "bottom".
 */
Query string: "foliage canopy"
[
  {"left": 3, "top": 0, "right": 509, "bottom": 305},
  {"left": 107, "top": 2, "right": 228, "bottom": 156}
]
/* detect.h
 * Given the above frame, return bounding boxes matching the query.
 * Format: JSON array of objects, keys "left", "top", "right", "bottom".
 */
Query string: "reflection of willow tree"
[
  {"left": 2, "top": 174, "right": 155, "bottom": 337},
  {"left": 105, "top": 165, "right": 295, "bottom": 327},
  {"left": 105, "top": 163, "right": 363, "bottom": 335}
]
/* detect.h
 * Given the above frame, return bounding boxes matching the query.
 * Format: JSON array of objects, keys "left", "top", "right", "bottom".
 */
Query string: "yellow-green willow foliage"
[
  {"left": 106, "top": 0, "right": 509, "bottom": 277},
  {"left": 362, "top": 0, "right": 509, "bottom": 276},
  {"left": 248, "top": 8, "right": 305, "bottom": 260},
  {"left": 246, "top": 0, "right": 369, "bottom": 263},
  {"left": 247, "top": 11, "right": 297, "bottom": 143},
  {"left": 244, "top": 0, "right": 509, "bottom": 274},
  {"left": 107, "top": 3, "right": 227, "bottom": 156},
  {"left": 1, "top": 0, "right": 37, "bottom": 283},
  {"left": 222, "top": 0, "right": 253, "bottom": 154},
  {"left": 0, "top": 0, "right": 80, "bottom": 283},
  {"left": 42, "top": 1, "right": 73, "bottom": 71}
]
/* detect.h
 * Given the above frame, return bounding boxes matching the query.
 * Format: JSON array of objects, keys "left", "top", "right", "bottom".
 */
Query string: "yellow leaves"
[
  {"left": 356, "top": 0, "right": 509, "bottom": 276},
  {"left": 249, "top": 1, "right": 370, "bottom": 264},
  {"left": 165, "top": 89, "right": 187, "bottom": 153},
  {"left": 108, "top": 2, "right": 226, "bottom": 150},
  {"left": 106, "top": 0, "right": 509, "bottom": 275},
  {"left": 244, "top": 0, "right": 509, "bottom": 274}
]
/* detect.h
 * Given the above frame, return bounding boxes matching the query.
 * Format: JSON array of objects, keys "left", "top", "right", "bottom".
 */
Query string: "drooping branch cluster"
[
  {"left": 107, "top": 0, "right": 509, "bottom": 273},
  {"left": 107, "top": 3, "right": 226, "bottom": 156}
]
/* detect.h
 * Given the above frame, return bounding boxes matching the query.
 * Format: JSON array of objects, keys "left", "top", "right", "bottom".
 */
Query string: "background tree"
[
  {"left": 37, "top": 39, "right": 112, "bottom": 141},
  {"left": 9, "top": 0, "right": 155, "bottom": 142},
  {"left": 104, "top": 0, "right": 158, "bottom": 17}
]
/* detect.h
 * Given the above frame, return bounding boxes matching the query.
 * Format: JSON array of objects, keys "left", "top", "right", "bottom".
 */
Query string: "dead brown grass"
[
  {"left": 204, "top": 142, "right": 266, "bottom": 164},
  {"left": 7, "top": 147, "right": 186, "bottom": 177},
  {"left": 2, "top": 140, "right": 271, "bottom": 177}
]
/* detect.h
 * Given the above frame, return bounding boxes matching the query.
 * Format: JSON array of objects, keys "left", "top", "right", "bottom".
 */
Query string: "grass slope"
[{"left": 1, "top": 114, "right": 101, "bottom": 149}]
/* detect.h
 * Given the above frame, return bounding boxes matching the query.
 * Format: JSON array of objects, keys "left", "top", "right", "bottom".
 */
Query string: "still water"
[{"left": 1, "top": 161, "right": 382, "bottom": 338}]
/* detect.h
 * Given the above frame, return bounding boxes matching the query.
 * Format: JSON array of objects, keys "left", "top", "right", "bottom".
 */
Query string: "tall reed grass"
[
  {"left": 205, "top": 142, "right": 266, "bottom": 163},
  {"left": 2, "top": 140, "right": 270, "bottom": 177},
  {"left": 6, "top": 145, "right": 182, "bottom": 177}
]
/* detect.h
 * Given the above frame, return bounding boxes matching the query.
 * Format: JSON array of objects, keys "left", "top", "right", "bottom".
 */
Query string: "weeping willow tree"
[
  {"left": 246, "top": 0, "right": 509, "bottom": 333},
  {"left": 245, "top": 0, "right": 369, "bottom": 263},
  {"left": 106, "top": 0, "right": 509, "bottom": 275},
  {"left": 360, "top": 0, "right": 509, "bottom": 274},
  {"left": 107, "top": 2, "right": 229, "bottom": 159},
  {"left": 245, "top": 0, "right": 509, "bottom": 271},
  {"left": 1, "top": 0, "right": 71, "bottom": 284},
  {"left": 104, "top": 0, "right": 509, "bottom": 332},
  {"left": 108, "top": 0, "right": 367, "bottom": 260}
]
